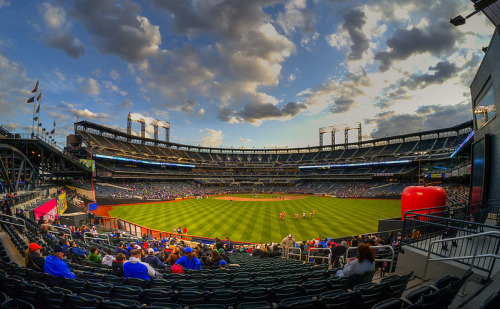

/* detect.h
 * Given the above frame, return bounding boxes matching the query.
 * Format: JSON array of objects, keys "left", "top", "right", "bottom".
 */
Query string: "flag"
[
  {"left": 27, "top": 97, "right": 34, "bottom": 103},
  {"left": 36, "top": 104, "right": 40, "bottom": 114},
  {"left": 33, "top": 117, "right": 38, "bottom": 121},
  {"left": 50, "top": 129, "right": 55, "bottom": 134},
  {"left": 53, "top": 121, "right": 56, "bottom": 127},
  {"left": 36, "top": 92, "right": 42, "bottom": 101},
  {"left": 32, "top": 80, "right": 39, "bottom": 93},
  {"left": 39, "top": 123, "right": 42, "bottom": 127}
]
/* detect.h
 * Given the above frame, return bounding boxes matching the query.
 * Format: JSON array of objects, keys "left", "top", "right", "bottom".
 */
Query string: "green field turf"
[{"left": 107, "top": 194, "right": 401, "bottom": 243}]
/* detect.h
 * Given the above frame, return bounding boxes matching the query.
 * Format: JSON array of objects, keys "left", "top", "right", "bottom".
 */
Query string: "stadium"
[{"left": 0, "top": 1, "right": 500, "bottom": 309}]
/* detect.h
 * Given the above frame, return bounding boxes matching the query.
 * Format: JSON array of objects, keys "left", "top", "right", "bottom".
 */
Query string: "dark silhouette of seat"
[
  {"left": 380, "top": 271, "right": 413, "bottom": 299},
  {"left": 480, "top": 290, "right": 500, "bottom": 309},
  {"left": 142, "top": 288, "right": 175, "bottom": 304},
  {"left": 82, "top": 271, "right": 103, "bottom": 283},
  {"left": 150, "top": 279, "right": 173, "bottom": 289},
  {"left": 104, "top": 275, "right": 123, "bottom": 286},
  {"left": 176, "top": 279, "right": 200, "bottom": 290},
  {"left": 65, "top": 293, "right": 103, "bottom": 309},
  {"left": 420, "top": 284, "right": 452, "bottom": 308},
  {"left": 43, "top": 273, "right": 64, "bottom": 288},
  {"left": 1, "top": 298, "right": 36, "bottom": 309},
  {"left": 354, "top": 282, "right": 392, "bottom": 308},
  {"left": 213, "top": 272, "right": 231, "bottom": 281},
  {"left": 277, "top": 296, "right": 319, "bottom": 309},
  {"left": 237, "top": 301, "right": 273, "bottom": 309},
  {"left": 112, "top": 285, "right": 143, "bottom": 301},
  {"left": 64, "top": 278, "right": 87, "bottom": 294},
  {"left": 124, "top": 277, "right": 151, "bottom": 289},
  {"left": 327, "top": 276, "right": 353, "bottom": 290},
  {"left": 193, "top": 305, "right": 226, "bottom": 309},
  {"left": 433, "top": 269, "right": 473, "bottom": 306},
  {"left": 256, "top": 276, "right": 280, "bottom": 288},
  {"left": 273, "top": 284, "right": 302, "bottom": 301},
  {"left": 229, "top": 278, "right": 253, "bottom": 290},
  {"left": 145, "top": 303, "right": 182, "bottom": 309},
  {"left": 0, "top": 291, "right": 7, "bottom": 303},
  {"left": 300, "top": 280, "right": 329, "bottom": 297},
  {"left": 100, "top": 299, "right": 141, "bottom": 309},
  {"left": 176, "top": 288, "right": 206, "bottom": 307},
  {"left": 241, "top": 287, "right": 269, "bottom": 302},
  {"left": 372, "top": 298, "right": 409, "bottom": 309},
  {"left": 208, "top": 288, "right": 238, "bottom": 307},
  {"left": 351, "top": 270, "right": 375, "bottom": 287},
  {"left": 85, "top": 282, "right": 114, "bottom": 298},
  {"left": 204, "top": 279, "right": 227, "bottom": 291},
  {"left": 319, "top": 289, "right": 357, "bottom": 309},
  {"left": 404, "top": 286, "right": 434, "bottom": 304},
  {"left": 39, "top": 287, "right": 72, "bottom": 309},
  {"left": 279, "top": 274, "right": 303, "bottom": 285}
]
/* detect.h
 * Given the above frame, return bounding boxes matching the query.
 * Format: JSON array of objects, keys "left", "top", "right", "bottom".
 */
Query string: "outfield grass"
[{"left": 107, "top": 194, "right": 401, "bottom": 243}]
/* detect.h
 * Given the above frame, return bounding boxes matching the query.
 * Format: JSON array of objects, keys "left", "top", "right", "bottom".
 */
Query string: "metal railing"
[
  {"left": 422, "top": 231, "right": 500, "bottom": 284},
  {"left": 285, "top": 247, "right": 303, "bottom": 261},
  {"left": 307, "top": 247, "right": 332, "bottom": 267},
  {"left": 402, "top": 211, "right": 500, "bottom": 279},
  {"left": 0, "top": 214, "right": 26, "bottom": 230},
  {"left": 84, "top": 233, "right": 111, "bottom": 245},
  {"left": 345, "top": 245, "right": 396, "bottom": 274}
]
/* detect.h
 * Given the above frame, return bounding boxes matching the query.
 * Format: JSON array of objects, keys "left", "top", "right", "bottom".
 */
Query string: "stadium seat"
[
  {"left": 0, "top": 291, "right": 7, "bottom": 303},
  {"left": 318, "top": 289, "right": 357, "bottom": 309},
  {"left": 208, "top": 288, "right": 238, "bottom": 307},
  {"left": 420, "top": 285, "right": 452, "bottom": 308},
  {"left": 213, "top": 272, "right": 231, "bottom": 281},
  {"left": 256, "top": 276, "right": 280, "bottom": 288},
  {"left": 64, "top": 278, "right": 88, "bottom": 294},
  {"left": 380, "top": 271, "right": 413, "bottom": 299},
  {"left": 237, "top": 301, "right": 273, "bottom": 309},
  {"left": 142, "top": 288, "right": 175, "bottom": 304},
  {"left": 1, "top": 298, "right": 36, "bottom": 309},
  {"left": 100, "top": 300, "right": 141, "bottom": 309},
  {"left": 150, "top": 279, "right": 173, "bottom": 289},
  {"left": 39, "top": 287, "right": 72, "bottom": 309},
  {"left": 85, "top": 282, "right": 114, "bottom": 298},
  {"left": 279, "top": 274, "right": 303, "bottom": 285},
  {"left": 300, "top": 280, "right": 330, "bottom": 296},
  {"left": 112, "top": 285, "right": 143, "bottom": 301},
  {"left": 176, "top": 288, "right": 206, "bottom": 307},
  {"left": 351, "top": 270, "right": 375, "bottom": 287},
  {"left": 229, "top": 278, "right": 253, "bottom": 290},
  {"left": 327, "top": 276, "right": 353, "bottom": 290},
  {"left": 480, "top": 291, "right": 500, "bottom": 309},
  {"left": 193, "top": 305, "right": 226, "bottom": 309},
  {"left": 277, "top": 296, "right": 319, "bottom": 309},
  {"left": 353, "top": 282, "right": 392, "bottom": 308},
  {"left": 273, "top": 284, "right": 302, "bottom": 301},
  {"left": 104, "top": 275, "right": 124, "bottom": 285},
  {"left": 145, "top": 303, "right": 182, "bottom": 309},
  {"left": 65, "top": 293, "right": 102, "bottom": 309},
  {"left": 404, "top": 286, "right": 434, "bottom": 304},
  {"left": 176, "top": 279, "right": 200, "bottom": 290},
  {"left": 204, "top": 279, "right": 228, "bottom": 291},
  {"left": 435, "top": 269, "right": 473, "bottom": 306},
  {"left": 372, "top": 298, "right": 409, "bottom": 309},
  {"left": 124, "top": 277, "right": 151, "bottom": 289},
  {"left": 241, "top": 287, "right": 269, "bottom": 302}
]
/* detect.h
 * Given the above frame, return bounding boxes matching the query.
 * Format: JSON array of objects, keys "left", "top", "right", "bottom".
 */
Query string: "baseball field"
[{"left": 105, "top": 194, "right": 401, "bottom": 243}]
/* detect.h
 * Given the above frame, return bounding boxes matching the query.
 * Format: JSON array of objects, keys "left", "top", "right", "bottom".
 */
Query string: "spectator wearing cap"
[
  {"left": 116, "top": 242, "right": 128, "bottom": 257},
  {"left": 25, "top": 243, "right": 45, "bottom": 272},
  {"left": 166, "top": 248, "right": 180, "bottom": 265},
  {"left": 175, "top": 247, "right": 201, "bottom": 270},
  {"left": 102, "top": 249, "right": 115, "bottom": 266},
  {"left": 44, "top": 245, "right": 76, "bottom": 279},
  {"left": 87, "top": 246, "right": 102, "bottom": 264},
  {"left": 145, "top": 248, "right": 164, "bottom": 268},
  {"left": 123, "top": 249, "right": 158, "bottom": 280},
  {"left": 69, "top": 241, "right": 88, "bottom": 259},
  {"left": 219, "top": 260, "right": 229, "bottom": 271},
  {"left": 281, "top": 234, "right": 296, "bottom": 258}
]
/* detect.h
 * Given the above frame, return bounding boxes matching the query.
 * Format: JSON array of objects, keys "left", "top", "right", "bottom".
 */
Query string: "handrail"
[
  {"left": 345, "top": 245, "right": 396, "bottom": 274},
  {"left": 285, "top": 247, "right": 302, "bottom": 261},
  {"left": 0, "top": 214, "right": 26, "bottom": 230},
  {"left": 422, "top": 231, "right": 500, "bottom": 285},
  {"left": 0, "top": 218, "right": 28, "bottom": 229},
  {"left": 307, "top": 247, "right": 332, "bottom": 267},
  {"left": 84, "top": 233, "right": 111, "bottom": 245},
  {"left": 403, "top": 205, "right": 449, "bottom": 217}
]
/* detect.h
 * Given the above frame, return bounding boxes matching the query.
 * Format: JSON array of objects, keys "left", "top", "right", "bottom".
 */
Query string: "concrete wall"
[{"left": 470, "top": 30, "right": 500, "bottom": 201}]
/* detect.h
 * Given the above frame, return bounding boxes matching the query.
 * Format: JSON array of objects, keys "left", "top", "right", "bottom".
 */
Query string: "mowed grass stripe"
[{"left": 107, "top": 196, "right": 400, "bottom": 243}]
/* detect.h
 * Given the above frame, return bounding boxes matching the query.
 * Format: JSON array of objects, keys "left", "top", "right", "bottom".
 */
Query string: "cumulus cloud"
[
  {"left": 276, "top": 0, "right": 315, "bottom": 35},
  {"left": 39, "top": 2, "right": 85, "bottom": 58},
  {"left": 401, "top": 61, "right": 458, "bottom": 90},
  {"left": 80, "top": 77, "right": 100, "bottom": 95},
  {"left": 199, "top": 128, "right": 224, "bottom": 147},
  {"left": 367, "top": 102, "right": 472, "bottom": 138},
  {"left": 239, "top": 137, "right": 254, "bottom": 144},
  {"left": 218, "top": 101, "right": 307, "bottom": 124},
  {"left": 0, "top": 53, "right": 31, "bottom": 120},
  {"left": 67, "top": 108, "right": 108, "bottom": 120},
  {"left": 69, "top": 0, "right": 161, "bottom": 62},
  {"left": 374, "top": 22, "right": 460, "bottom": 71},
  {"left": 0, "top": 0, "right": 11, "bottom": 8}
]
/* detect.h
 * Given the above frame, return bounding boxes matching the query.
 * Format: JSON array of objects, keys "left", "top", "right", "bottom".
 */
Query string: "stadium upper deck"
[{"left": 72, "top": 121, "right": 472, "bottom": 182}]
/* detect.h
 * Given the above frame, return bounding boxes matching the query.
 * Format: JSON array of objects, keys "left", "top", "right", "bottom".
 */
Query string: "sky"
[{"left": 0, "top": 0, "right": 495, "bottom": 149}]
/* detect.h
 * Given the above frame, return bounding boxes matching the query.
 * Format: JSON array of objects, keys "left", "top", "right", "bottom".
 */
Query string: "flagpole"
[
  {"left": 31, "top": 77, "right": 38, "bottom": 138},
  {"left": 36, "top": 91, "right": 42, "bottom": 138}
]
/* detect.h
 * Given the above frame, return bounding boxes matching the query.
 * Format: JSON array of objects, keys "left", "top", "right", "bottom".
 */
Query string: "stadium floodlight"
[{"left": 451, "top": 0, "right": 500, "bottom": 27}]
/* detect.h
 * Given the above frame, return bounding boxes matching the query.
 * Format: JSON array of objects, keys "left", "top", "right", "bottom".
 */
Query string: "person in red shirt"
[{"left": 183, "top": 227, "right": 187, "bottom": 235}]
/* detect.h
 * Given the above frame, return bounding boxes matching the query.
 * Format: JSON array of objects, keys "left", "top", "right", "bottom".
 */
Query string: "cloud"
[
  {"left": 67, "top": 108, "right": 109, "bottom": 120},
  {"left": 54, "top": 69, "right": 65, "bottom": 81},
  {"left": 276, "top": 0, "right": 315, "bottom": 35},
  {"left": 69, "top": 0, "right": 161, "bottom": 62},
  {"left": 401, "top": 61, "right": 458, "bottom": 90},
  {"left": 80, "top": 77, "right": 100, "bottom": 95},
  {"left": 239, "top": 137, "right": 254, "bottom": 144},
  {"left": 218, "top": 101, "right": 307, "bottom": 124},
  {"left": 339, "top": 8, "right": 369, "bottom": 61},
  {"left": 374, "top": 22, "right": 460, "bottom": 71},
  {"left": 367, "top": 102, "right": 472, "bottom": 138},
  {"left": 39, "top": 2, "right": 85, "bottom": 58},
  {"left": 0, "top": 53, "right": 31, "bottom": 120},
  {"left": 47, "top": 111, "right": 71, "bottom": 123},
  {"left": 199, "top": 128, "right": 224, "bottom": 147},
  {"left": 3, "top": 123, "right": 32, "bottom": 133},
  {"left": 197, "top": 108, "right": 205, "bottom": 116},
  {"left": 0, "top": 0, "right": 11, "bottom": 8}
]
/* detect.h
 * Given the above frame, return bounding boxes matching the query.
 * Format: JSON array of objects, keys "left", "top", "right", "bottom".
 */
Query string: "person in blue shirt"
[
  {"left": 69, "top": 241, "right": 88, "bottom": 259},
  {"left": 123, "top": 249, "right": 158, "bottom": 280},
  {"left": 144, "top": 248, "right": 164, "bottom": 268},
  {"left": 45, "top": 245, "right": 76, "bottom": 279},
  {"left": 175, "top": 247, "right": 201, "bottom": 270}
]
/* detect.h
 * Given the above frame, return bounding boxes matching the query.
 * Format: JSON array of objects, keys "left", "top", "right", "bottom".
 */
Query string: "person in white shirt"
[{"left": 336, "top": 243, "right": 375, "bottom": 278}]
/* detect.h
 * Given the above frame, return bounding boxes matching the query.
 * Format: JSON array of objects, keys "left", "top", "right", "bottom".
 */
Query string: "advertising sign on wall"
[
  {"left": 33, "top": 198, "right": 58, "bottom": 221},
  {"left": 57, "top": 193, "right": 67, "bottom": 215}
]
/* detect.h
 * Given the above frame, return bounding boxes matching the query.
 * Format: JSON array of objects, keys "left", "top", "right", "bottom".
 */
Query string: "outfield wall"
[{"left": 96, "top": 197, "right": 174, "bottom": 205}]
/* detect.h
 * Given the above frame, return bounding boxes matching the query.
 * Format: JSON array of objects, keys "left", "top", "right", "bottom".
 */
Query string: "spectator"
[
  {"left": 183, "top": 227, "right": 187, "bottom": 235},
  {"left": 25, "top": 243, "right": 45, "bottom": 272},
  {"left": 219, "top": 260, "right": 229, "bottom": 271},
  {"left": 123, "top": 248, "right": 158, "bottom": 280},
  {"left": 336, "top": 244, "right": 375, "bottom": 278},
  {"left": 145, "top": 248, "right": 164, "bottom": 268},
  {"left": 116, "top": 242, "right": 128, "bottom": 257},
  {"left": 175, "top": 247, "right": 201, "bottom": 270},
  {"left": 112, "top": 253, "right": 126, "bottom": 277},
  {"left": 87, "top": 246, "right": 102, "bottom": 264},
  {"left": 44, "top": 245, "right": 76, "bottom": 279},
  {"left": 102, "top": 249, "right": 115, "bottom": 266},
  {"left": 69, "top": 241, "right": 87, "bottom": 259},
  {"left": 281, "top": 234, "right": 296, "bottom": 258},
  {"left": 166, "top": 248, "right": 180, "bottom": 265}
]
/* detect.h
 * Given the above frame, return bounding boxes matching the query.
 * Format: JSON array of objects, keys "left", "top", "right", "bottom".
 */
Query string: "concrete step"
[{"left": 0, "top": 231, "right": 25, "bottom": 266}]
